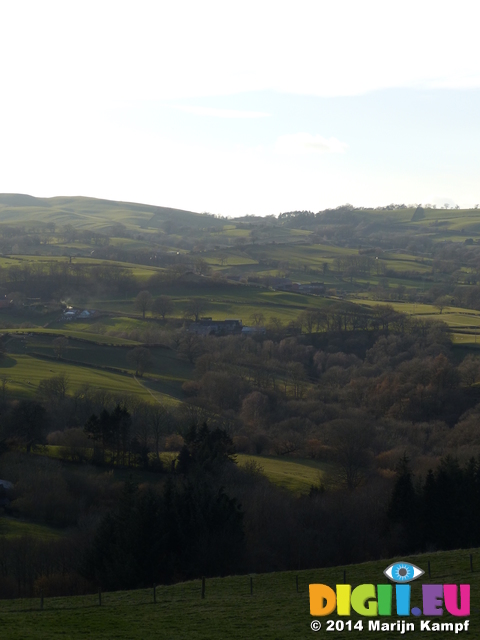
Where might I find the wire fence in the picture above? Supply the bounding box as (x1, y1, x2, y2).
(0, 552, 477, 614)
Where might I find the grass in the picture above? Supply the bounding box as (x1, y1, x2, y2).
(0, 517, 64, 540)
(0, 354, 177, 405)
(236, 454, 330, 493)
(6, 327, 141, 346)
(0, 548, 478, 638)
(1, 331, 192, 404)
(35, 448, 331, 496)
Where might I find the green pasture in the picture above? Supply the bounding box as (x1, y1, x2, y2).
(452, 332, 480, 347)
(0, 354, 178, 405)
(0, 307, 61, 328)
(246, 242, 359, 265)
(156, 452, 330, 494)
(365, 206, 480, 228)
(28, 449, 326, 498)
(6, 327, 141, 346)
(202, 251, 258, 266)
(7, 253, 163, 280)
(0, 547, 478, 639)
(380, 257, 431, 274)
(46, 316, 151, 339)
(89, 283, 333, 324)
(357, 297, 479, 316)
(4, 334, 191, 401)
(0, 517, 63, 540)
(236, 454, 330, 493)
(0, 196, 215, 233)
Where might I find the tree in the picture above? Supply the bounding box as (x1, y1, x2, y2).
(250, 312, 265, 327)
(127, 347, 152, 376)
(184, 298, 207, 322)
(195, 258, 211, 276)
(176, 423, 236, 476)
(148, 404, 172, 459)
(286, 362, 306, 399)
(387, 455, 418, 551)
(298, 309, 319, 334)
(0, 376, 9, 403)
(458, 354, 480, 386)
(85, 474, 244, 589)
(52, 336, 69, 359)
(134, 290, 153, 319)
(151, 295, 174, 319)
(327, 418, 373, 490)
(434, 295, 450, 314)
(179, 333, 203, 363)
(8, 400, 47, 452)
(37, 373, 69, 401)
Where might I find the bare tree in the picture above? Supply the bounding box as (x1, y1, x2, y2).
(127, 347, 152, 376)
(251, 312, 265, 326)
(52, 336, 69, 359)
(179, 333, 203, 363)
(184, 297, 207, 322)
(327, 419, 373, 490)
(148, 405, 172, 459)
(0, 375, 9, 403)
(37, 373, 69, 401)
(434, 295, 450, 314)
(195, 258, 211, 276)
(134, 290, 153, 319)
(151, 295, 174, 319)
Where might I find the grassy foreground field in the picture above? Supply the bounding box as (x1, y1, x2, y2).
(0, 548, 478, 639)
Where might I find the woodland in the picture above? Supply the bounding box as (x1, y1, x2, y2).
(0, 196, 479, 597)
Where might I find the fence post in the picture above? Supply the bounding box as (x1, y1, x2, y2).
(201, 576, 205, 599)
(470, 554, 473, 573)
(296, 575, 299, 593)
(428, 561, 431, 578)
(153, 584, 156, 604)
(250, 576, 253, 596)
(98, 588, 102, 606)
(40, 590, 44, 610)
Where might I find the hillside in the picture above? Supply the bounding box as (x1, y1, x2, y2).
(0, 194, 222, 232)
(1, 196, 480, 631)
(0, 548, 477, 639)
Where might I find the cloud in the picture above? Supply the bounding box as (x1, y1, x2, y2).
(172, 105, 270, 118)
(276, 133, 348, 154)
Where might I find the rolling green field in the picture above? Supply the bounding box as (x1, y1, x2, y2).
(236, 454, 330, 493)
(0, 548, 477, 639)
(4, 194, 480, 410)
(2, 197, 480, 637)
(351, 298, 480, 339)
(0, 517, 64, 540)
(0, 331, 193, 404)
(33, 448, 329, 496)
(0, 353, 179, 405)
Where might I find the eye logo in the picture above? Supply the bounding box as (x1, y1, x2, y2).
(384, 562, 424, 583)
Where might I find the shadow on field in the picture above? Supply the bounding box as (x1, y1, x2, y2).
(0, 356, 17, 368)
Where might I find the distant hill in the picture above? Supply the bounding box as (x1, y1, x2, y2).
(0, 194, 224, 232)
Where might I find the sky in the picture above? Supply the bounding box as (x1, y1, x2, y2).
(1, 0, 480, 217)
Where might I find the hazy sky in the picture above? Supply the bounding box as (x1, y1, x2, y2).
(1, 0, 480, 217)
